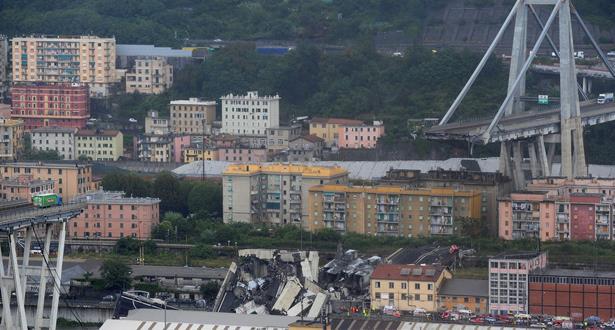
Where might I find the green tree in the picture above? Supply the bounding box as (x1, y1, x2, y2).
(100, 259, 132, 291)
(187, 182, 222, 217)
(151, 172, 182, 214)
(200, 281, 220, 302)
(102, 172, 151, 197)
(115, 237, 140, 255)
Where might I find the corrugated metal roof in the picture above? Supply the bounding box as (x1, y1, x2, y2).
(172, 158, 501, 180)
(116, 44, 192, 57)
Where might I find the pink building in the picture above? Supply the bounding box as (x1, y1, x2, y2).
(499, 192, 556, 241)
(337, 120, 385, 149)
(70, 191, 160, 240)
(218, 147, 268, 162)
(0, 175, 54, 201)
(173, 135, 192, 163)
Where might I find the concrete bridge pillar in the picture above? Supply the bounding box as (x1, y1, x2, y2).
(582, 76, 593, 95)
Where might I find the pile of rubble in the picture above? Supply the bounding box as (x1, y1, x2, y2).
(213, 248, 381, 319)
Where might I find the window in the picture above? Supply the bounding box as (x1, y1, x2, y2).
(401, 293, 408, 301)
(375, 281, 381, 288)
(415, 283, 420, 290)
(427, 294, 433, 301)
(389, 282, 394, 289)
(375, 292, 381, 299)
(427, 284, 433, 290)
(401, 282, 407, 289)
(414, 294, 420, 301)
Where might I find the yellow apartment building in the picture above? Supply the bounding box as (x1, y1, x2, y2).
(0, 162, 93, 200)
(309, 118, 364, 148)
(370, 264, 452, 312)
(223, 164, 348, 225)
(183, 146, 218, 163)
(307, 185, 481, 237)
(75, 129, 123, 161)
(125, 57, 173, 94)
(0, 118, 24, 160)
(170, 98, 217, 135)
(11, 35, 117, 97)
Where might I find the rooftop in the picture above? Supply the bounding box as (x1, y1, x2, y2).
(30, 127, 77, 134)
(116, 309, 299, 328)
(492, 251, 545, 260)
(371, 264, 446, 281)
(1, 162, 90, 169)
(76, 129, 121, 137)
(311, 117, 365, 126)
(310, 184, 479, 197)
(1, 177, 53, 188)
(116, 44, 192, 58)
(439, 278, 489, 297)
(75, 190, 160, 205)
(13, 35, 114, 41)
(0, 119, 23, 127)
(220, 91, 280, 100)
(170, 98, 216, 106)
(223, 163, 348, 178)
(291, 134, 324, 144)
(531, 268, 615, 279)
(131, 265, 227, 280)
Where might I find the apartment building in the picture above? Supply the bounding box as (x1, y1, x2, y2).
(30, 127, 77, 160)
(222, 164, 348, 225)
(309, 118, 385, 148)
(381, 169, 512, 236)
(0, 35, 8, 99)
(183, 145, 218, 163)
(438, 279, 489, 314)
(170, 98, 216, 135)
(135, 134, 172, 162)
(145, 110, 170, 135)
(266, 125, 302, 151)
(71, 190, 160, 239)
(286, 135, 324, 162)
(75, 129, 123, 161)
(125, 57, 173, 94)
(307, 185, 481, 237)
(498, 177, 615, 241)
(488, 252, 548, 315)
(0, 118, 24, 160)
(370, 264, 452, 312)
(0, 162, 93, 200)
(218, 147, 268, 162)
(529, 268, 615, 320)
(0, 175, 54, 201)
(10, 83, 90, 129)
(11, 35, 117, 97)
(221, 91, 280, 136)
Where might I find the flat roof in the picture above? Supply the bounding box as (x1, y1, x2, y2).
(531, 268, 615, 279)
(439, 279, 489, 297)
(117, 44, 192, 57)
(118, 309, 300, 328)
(30, 127, 77, 133)
(131, 265, 227, 280)
(310, 184, 479, 197)
(223, 163, 348, 178)
(1, 162, 90, 169)
(493, 252, 545, 260)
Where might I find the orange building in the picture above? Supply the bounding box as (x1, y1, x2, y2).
(438, 279, 489, 314)
(0, 175, 54, 201)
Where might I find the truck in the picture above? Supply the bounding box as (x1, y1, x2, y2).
(32, 193, 62, 208)
(598, 93, 614, 104)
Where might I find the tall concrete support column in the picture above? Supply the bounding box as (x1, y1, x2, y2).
(506, 0, 528, 116)
(582, 77, 588, 94)
(559, 0, 586, 178)
(499, 142, 513, 178)
(528, 141, 540, 178)
(9, 233, 28, 330)
(35, 224, 53, 330)
(0, 242, 13, 330)
(49, 221, 67, 330)
(21, 227, 32, 303)
(513, 141, 526, 190)
(537, 135, 551, 177)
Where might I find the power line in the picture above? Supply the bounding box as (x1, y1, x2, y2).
(30, 222, 85, 329)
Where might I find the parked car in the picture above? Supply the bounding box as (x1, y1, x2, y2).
(102, 295, 115, 301)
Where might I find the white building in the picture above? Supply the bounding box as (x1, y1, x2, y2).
(145, 110, 170, 135)
(221, 91, 280, 136)
(30, 127, 77, 160)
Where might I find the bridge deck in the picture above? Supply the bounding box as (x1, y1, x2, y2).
(426, 102, 615, 143)
(0, 203, 85, 231)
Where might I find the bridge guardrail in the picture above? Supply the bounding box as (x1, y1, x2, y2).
(0, 202, 86, 224)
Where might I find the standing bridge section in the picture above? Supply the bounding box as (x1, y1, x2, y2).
(0, 202, 84, 330)
(426, 0, 615, 190)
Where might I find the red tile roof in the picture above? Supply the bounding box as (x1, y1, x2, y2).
(311, 117, 365, 126)
(371, 264, 446, 282)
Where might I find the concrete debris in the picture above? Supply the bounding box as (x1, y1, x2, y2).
(214, 247, 379, 320)
(319, 248, 382, 298)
